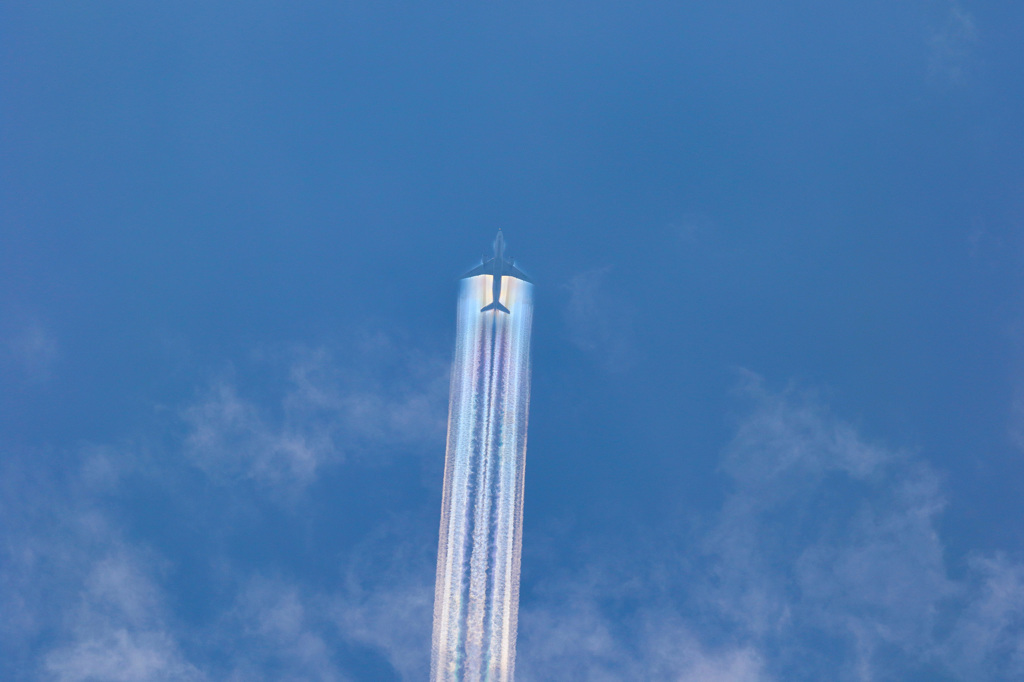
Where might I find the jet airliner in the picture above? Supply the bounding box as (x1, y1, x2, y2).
(462, 229, 532, 313)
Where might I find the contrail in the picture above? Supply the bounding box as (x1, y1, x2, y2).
(431, 273, 533, 682)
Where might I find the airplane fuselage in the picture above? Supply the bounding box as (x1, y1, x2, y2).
(464, 229, 529, 313)
(490, 231, 506, 305)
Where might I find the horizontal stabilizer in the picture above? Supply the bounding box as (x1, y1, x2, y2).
(481, 301, 511, 314)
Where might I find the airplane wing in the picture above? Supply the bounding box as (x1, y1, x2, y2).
(462, 259, 494, 279)
(504, 262, 533, 283)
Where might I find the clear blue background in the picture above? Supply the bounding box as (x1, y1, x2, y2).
(3, 2, 1024, 680)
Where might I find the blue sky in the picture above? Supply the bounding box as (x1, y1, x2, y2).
(3, 1, 1024, 680)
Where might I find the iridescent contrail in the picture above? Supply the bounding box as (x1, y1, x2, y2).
(431, 274, 533, 682)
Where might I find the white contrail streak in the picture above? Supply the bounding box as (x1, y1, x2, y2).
(431, 275, 533, 682)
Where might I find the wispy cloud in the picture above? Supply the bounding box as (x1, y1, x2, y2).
(170, 368, 1024, 681)
(208, 516, 437, 681)
(701, 374, 1024, 680)
(942, 554, 1024, 679)
(928, 1, 978, 86)
(563, 267, 635, 372)
(1010, 386, 1024, 454)
(222, 578, 349, 682)
(44, 551, 206, 682)
(331, 560, 434, 678)
(512, 375, 1024, 681)
(704, 376, 948, 653)
(0, 319, 58, 383)
(1, 335, 449, 680)
(183, 380, 324, 488)
(182, 340, 448, 492)
(7, 339, 1024, 681)
(516, 571, 770, 682)
(670, 213, 716, 245)
(0, 447, 206, 682)
(0, 440, 426, 682)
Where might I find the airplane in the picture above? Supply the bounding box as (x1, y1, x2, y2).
(462, 229, 532, 313)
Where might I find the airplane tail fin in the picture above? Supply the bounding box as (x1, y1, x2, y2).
(481, 301, 511, 314)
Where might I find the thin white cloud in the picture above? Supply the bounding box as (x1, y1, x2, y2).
(1, 319, 59, 383)
(45, 631, 204, 682)
(224, 578, 349, 682)
(0, 443, 350, 682)
(0, 448, 205, 682)
(510, 376, 1024, 681)
(182, 341, 448, 491)
(1010, 388, 1024, 453)
(9, 342, 1024, 681)
(928, 0, 978, 86)
(44, 551, 206, 682)
(515, 570, 770, 682)
(564, 267, 635, 372)
(183, 380, 324, 488)
(288, 371, 1024, 681)
(331, 576, 433, 680)
(328, 517, 437, 680)
(670, 213, 716, 245)
(942, 554, 1024, 679)
(702, 375, 1024, 680)
(0, 451, 123, 659)
(1, 336, 449, 679)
